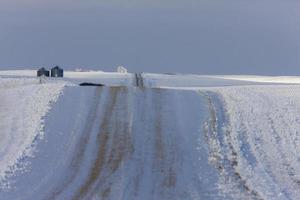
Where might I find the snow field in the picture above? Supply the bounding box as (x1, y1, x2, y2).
(202, 86, 300, 199)
(2, 71, 300, 199)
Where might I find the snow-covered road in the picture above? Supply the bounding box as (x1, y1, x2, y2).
(1, 71, 300, 199)
(1, 85, 223, 200)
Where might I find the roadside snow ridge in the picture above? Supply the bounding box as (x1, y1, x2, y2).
(0, 78, 65, 188)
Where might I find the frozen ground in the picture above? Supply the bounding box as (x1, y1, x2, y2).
(1, 70, 300, 199)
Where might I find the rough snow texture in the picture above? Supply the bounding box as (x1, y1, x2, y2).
(2, 71, 300, 199)
(202, 86, 300, 199)
(0, 77, 65, 187)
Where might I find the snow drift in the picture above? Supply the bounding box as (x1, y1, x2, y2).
(0, 77, 65, 188)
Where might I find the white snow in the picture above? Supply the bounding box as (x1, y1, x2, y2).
(201, 85, 300, 199)
(0, 70, 133, 86)
(2, 70, 300, 199)
(211, 75, 300, 84)
(0, 77, 65, 187)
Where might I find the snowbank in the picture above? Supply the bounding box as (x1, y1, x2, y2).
(0, 77, 65, 187)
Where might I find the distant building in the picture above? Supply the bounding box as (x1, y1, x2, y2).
(117, 66, 128, 73)
(37, 67, 50, 77)
(51, 66, 64, 77)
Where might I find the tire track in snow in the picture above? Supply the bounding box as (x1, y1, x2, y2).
(151, 89, 178, 193)
(1, 84, 222, 200)
(134, 73, 144, 88)
(201, 91, 263, 200)
(46, 87, 103, 200)
(89, 87, 134, 199)
(131, 88, 193, 199)
(69, 87, 210, 200)
(73, 87, 134, 200)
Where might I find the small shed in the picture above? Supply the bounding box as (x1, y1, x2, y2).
(37, 67, 50, 77)
(51, 66, 64, 77)
(117, 66, 128, 73)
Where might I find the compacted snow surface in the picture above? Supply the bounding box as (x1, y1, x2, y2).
(1, 71, 300, 199)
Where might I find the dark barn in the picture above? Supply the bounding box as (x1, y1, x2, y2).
(51, 66, 64, 77)
(37, 67, 50, 77)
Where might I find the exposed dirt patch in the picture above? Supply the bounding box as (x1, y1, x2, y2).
(101, 186, 111, 199)
(74, 87, 134, 200)
(163, 167, 177, 188)
(153, 89, 166, 167)
(154, 118, 164, 163)
(73, 87, 119, 199)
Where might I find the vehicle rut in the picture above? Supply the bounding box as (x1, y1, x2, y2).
(201, 91, 263, 200)
(73, 87, 134, 200)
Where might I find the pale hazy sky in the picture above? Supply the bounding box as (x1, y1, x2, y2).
(0, 0, 299, 74)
